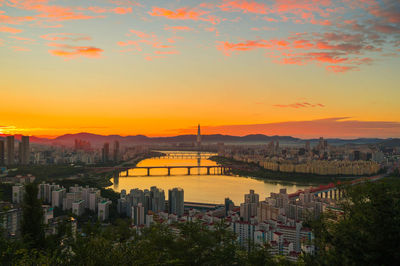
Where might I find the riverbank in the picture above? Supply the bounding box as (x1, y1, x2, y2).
(209, 156, 360, 185)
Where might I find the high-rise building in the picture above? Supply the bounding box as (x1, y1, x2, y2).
(0, 140, 4, 166)
(241, 190, 259, 221)
(197, 124, 201, 147)
(72, 200, 85, 216)
(52, 188, 66, 208)
(225, 197, 234, 216)
(151, 186, 165, 213)
(12, 184, 24, 204)
(6, 136, 14, 165)
(132, 203, 145, 226)
(102, 142, 110, 162)
(245, 189, 259, 204)
(98, 200, 111, 221)
(19, 136, 30, 165)
(113, 140, 120, 162)
(168, 187, 184, 216)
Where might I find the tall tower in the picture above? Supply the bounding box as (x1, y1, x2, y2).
(113, 140, 120, 162)
(0, 140, 4, 166)
(196, 124, 201, 147)
(6, 136, 14, 165)
(102, 142, 110, 162)
(20, 136, 30, 165)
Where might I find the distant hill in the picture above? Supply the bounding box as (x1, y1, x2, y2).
(378, 138, 400, 147)
(12, 132, 395, 148)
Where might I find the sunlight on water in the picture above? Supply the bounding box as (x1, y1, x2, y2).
(108, 151, 309, 204)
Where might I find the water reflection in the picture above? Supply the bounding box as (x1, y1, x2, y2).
(108, 151, 309, 204)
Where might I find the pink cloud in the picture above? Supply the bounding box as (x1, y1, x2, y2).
(274, 102, 325, 108)
(0, 25, 22, 33)
(164, 25, 193, 32)
(7, 0, 103, 22)
(326, 65, 359, 73)
(218, 0, 268, 14)
(113, 7, 132, 14)
(148, 7, 219, 24)
(41, 33, 91, 41)
(48, 43, 103, 58)
(87, 6, 132, 14)
(129, 29, 152, 39)
(0, 14, 36, 24)
(9, 36, 35, 42)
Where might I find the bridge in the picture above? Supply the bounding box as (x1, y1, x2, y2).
(153, 153, 216, 159)
(119, 165, 232, 176)
(288, 174, 385, 200)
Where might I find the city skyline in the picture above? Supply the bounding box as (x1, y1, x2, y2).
(1, 0, 400, 138)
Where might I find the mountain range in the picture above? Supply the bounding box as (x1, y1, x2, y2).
(1, 133, 398, 147)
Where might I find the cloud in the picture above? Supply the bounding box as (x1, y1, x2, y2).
(11, 45, 30, 52)
(0, 26, 23, 33)
(86, 6, 132, 14)
(0, 14, 36, 24)
(148, 7, 219, 24)
(128, 29, 152, 39)
(274, 102, 325, 108)
(7, 0, 103, 22)
(117, 28, 180, 60)
(217, 29, 385, 72)
(41, 33, 91, 41)
(326, 65, 359, 73)
(216, 39, 271, 55)
(164, 25, 193, 32)
(218, 0, 269, 14)
(47, 43, 103, 58)
(176, 118, 400, 138)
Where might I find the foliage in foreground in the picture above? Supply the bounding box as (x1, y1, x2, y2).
(304, 177, 400, 265)
(1, 220, 287, 266)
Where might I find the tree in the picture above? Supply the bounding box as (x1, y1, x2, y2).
(21, 183, 45, 248)
(306, 179, 400, 265)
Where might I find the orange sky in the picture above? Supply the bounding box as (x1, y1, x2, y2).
(1, 0, 399, 138)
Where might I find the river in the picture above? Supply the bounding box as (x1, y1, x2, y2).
(108, 151, 310, 204)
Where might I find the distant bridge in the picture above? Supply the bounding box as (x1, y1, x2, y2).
(153, 153, 216, 159)
(119, 165, 232, 176)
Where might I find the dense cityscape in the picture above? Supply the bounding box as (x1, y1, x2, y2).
(2, 0, 400, 264)
(1, 128, 400, 264)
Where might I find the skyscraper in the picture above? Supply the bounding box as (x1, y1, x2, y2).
(0, 140, 4, 166)
(168, 187, 184, 216)
(113, 140, 120, 162)
(6, 136, 14, 165)
(19, 136, 30, 165)
(132, 203, 145, 226)
(102, 142, 110, 162)
(197, 124, 201, 147)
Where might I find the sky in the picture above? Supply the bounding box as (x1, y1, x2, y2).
(0, 0, 400, 138)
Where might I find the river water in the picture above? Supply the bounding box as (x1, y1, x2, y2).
(108, 151, 310, 204)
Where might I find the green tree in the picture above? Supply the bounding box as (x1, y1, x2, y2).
(306, 179, 400, 265)
(21, 183, 45, 248)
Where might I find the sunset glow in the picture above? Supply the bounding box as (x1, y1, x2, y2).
(1, 0, 399, 138)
